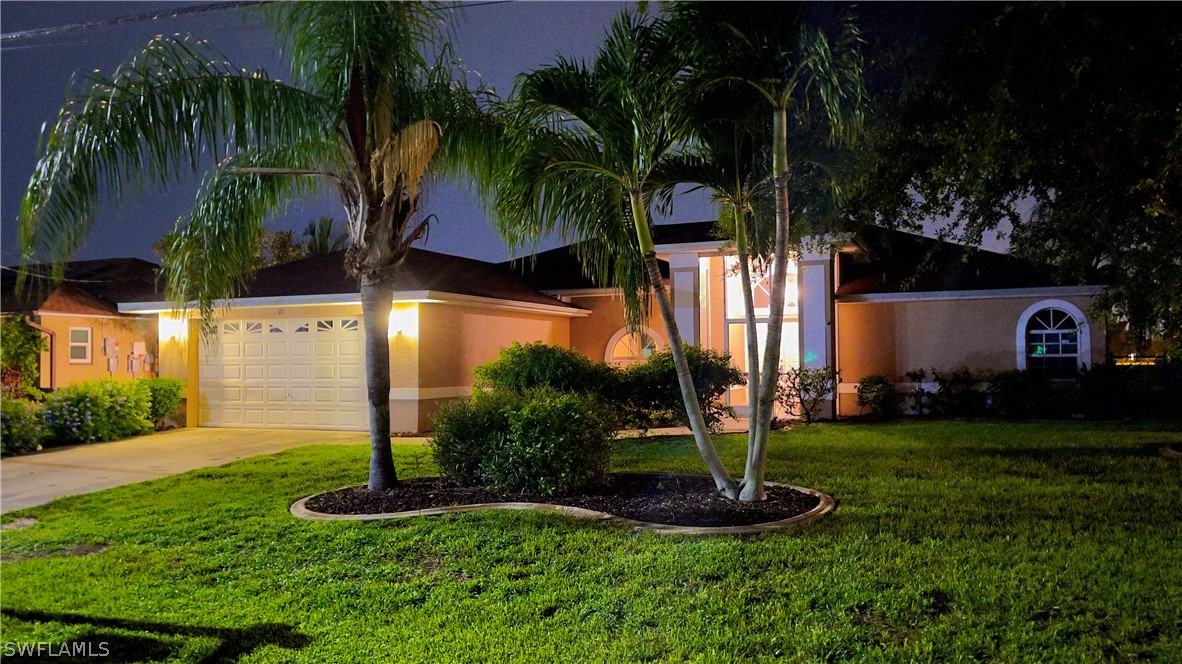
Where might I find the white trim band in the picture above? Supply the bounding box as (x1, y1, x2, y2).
(836, 285, 1103, 304)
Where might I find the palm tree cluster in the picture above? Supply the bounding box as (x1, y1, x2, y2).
(19, 2, 863, 501)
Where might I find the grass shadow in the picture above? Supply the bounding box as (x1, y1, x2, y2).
(0, 608, 311, 663)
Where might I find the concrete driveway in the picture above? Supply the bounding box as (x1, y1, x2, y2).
(0, 428, 407, 513)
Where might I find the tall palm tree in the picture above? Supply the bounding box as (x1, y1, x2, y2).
(303, 217, 349, 256)
(492, 13, 740, 498)
(667, 2, 865, 500)
(18, 2, 495, 491)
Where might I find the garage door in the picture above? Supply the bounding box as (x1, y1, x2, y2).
(199, 316, 367, 430)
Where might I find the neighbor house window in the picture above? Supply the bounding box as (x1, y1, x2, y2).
(605, 327, 661, 366)
(69, 327, 92, 363)
(1016, 299, 1091, 377)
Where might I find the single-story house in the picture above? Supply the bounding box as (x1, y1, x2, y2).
(1, 258, 162, 390)
(13, 222, 1104, 432)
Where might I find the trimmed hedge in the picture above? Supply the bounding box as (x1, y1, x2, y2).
(619, 345, 744, 432)
(431, 388, 616, 496)
(473, 342, 617, 396)
(1, 399, 44, 456)
(856, 374, 899, 419)
(142, 377, 185, 427)
(43, 379, 154, 445)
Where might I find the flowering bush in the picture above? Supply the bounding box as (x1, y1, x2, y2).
(1, 399, 44, 456)
(43, 379, 153, 445)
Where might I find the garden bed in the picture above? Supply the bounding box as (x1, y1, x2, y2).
(296, 473, 832, 534)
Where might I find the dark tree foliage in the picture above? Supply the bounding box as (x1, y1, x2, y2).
(849, 3, 1182, 351)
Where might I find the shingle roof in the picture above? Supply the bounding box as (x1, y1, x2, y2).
(499, 245, 670, 291)
(1, 258, 162, 315)
(835, 227, 1103, 296)
(237, 248, 577, 309)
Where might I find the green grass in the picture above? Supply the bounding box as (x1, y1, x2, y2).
(1, 421, 1180, 662)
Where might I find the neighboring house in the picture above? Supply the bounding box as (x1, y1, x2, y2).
(51, 221, 1102, 433)
(1, 258, 163, 390)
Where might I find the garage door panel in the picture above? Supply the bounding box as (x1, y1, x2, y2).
(200, 316, 365, 431)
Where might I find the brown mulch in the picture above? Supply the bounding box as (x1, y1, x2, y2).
(303, 473, 821, 528)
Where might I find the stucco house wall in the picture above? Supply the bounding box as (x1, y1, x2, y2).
(34, 313, 157, 389)
(835, 293, 1105, 414)
(568, 294, 669, 363)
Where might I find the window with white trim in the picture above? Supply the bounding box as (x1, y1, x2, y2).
(68, 327, 92, 363)
(1025, 308, 1080, 378)
(606, 328, 660, 367)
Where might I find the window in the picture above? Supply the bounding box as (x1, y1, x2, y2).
(1025, 309, 1079, 378)
(605, 327, 661, 366)
(68, 327, 91, 363)
(1016, 300, 1091, 379)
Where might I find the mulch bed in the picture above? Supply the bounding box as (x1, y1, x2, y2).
(304, 473, 821, 527)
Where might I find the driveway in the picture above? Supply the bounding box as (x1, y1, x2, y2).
(0, 428, 415, 513)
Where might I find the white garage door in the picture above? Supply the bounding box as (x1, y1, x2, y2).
(199, 316, 367, 430)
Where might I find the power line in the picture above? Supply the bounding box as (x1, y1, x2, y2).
(0, 1, 514, 46)
(0, 2, 268, 45)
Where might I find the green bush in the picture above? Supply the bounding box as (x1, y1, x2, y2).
(776, 366, 839, 423)
(1, 399, 44, 456)
(431, 388, 615, 496)
(986, 370, 1051, 419)
(473, 342, 617, 396)
(43, 379, 153, 445)
(856, 374, 899, 419)
(1, 318, 48, 400)
(141, 377, 185, 427)
(620, 345, 745, 432)
(931, 367, 986, 418)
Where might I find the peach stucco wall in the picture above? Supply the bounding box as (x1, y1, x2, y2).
(35, 314, 156, 389)
(568, 293, 669, 363)
(835, 294, 1106, 414)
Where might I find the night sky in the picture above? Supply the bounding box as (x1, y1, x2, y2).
(0, 1, 714, 267)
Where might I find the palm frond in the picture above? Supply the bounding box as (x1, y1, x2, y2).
(19, 35, 332, 275)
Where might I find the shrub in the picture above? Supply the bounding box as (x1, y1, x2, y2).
(986, 370, 1051, 419)
(43, 379, 153, 445)
(1, 399, 44, 456)
(430, 388, 615, 496)
(903, 368, 932, 417)
(1, 318, 47, 400)
(856, 374, 899, 419)
(141, 377, 185, 428)
(776, 366, 839, 423)
(931, 367, 986, 417)
(473, 342, 617, 396)
(619, 345, 745, 432)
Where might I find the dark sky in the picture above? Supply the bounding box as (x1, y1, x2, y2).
(0, 1, 714, 266)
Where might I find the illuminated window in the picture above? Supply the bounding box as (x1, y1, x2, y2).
(68, 327, 91, 363)
(1025, 308, 1080, 378)
(605, 327, 661, 366)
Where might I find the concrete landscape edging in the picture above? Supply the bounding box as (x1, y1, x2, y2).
(1162, 444, 1182, 459)
(290, 479, 836, 536)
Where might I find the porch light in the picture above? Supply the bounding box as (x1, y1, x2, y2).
(158, 314, 188, 342)
(388, 304, 419, 338)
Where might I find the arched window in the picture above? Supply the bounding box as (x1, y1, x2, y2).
(605, 327, 661, 366)
(1015, 300, 1091, 378)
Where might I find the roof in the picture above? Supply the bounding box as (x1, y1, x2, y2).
(1, 258, 162, 316)
(836, 227, 1102, 296)
(233, 248, 577, 310)
(500, 245, 670, 292)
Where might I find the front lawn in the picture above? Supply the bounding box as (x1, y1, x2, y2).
(1, 421, 1179, 661)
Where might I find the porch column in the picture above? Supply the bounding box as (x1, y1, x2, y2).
(797, 241, 836, 419)
(668, 253, 701, 347)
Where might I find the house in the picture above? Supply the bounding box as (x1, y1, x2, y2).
(1, 258, 163, 390)
(39, 221, 1102, 433)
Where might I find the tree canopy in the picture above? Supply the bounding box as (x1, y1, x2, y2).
(849, 3, 1182, 351)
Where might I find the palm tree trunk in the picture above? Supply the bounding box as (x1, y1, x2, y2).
(734, 207, 764, 498)
(742, 106, 791, 502)
(360, 279, 397, 491)
(630, 191, 738, 499)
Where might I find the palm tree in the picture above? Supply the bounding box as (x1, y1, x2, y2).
(18, 2, 495, 491)
(303, 217, 349, 256)
(667, 2, 865, 500)
(491, 13, 740, 498)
